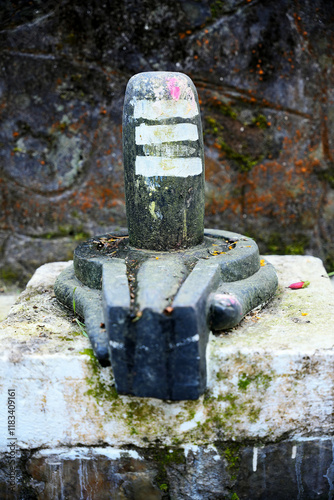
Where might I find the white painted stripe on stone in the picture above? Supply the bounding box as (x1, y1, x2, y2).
(135, 156, 202, 177)
(135, 123, 198, 145)
(134, 99, 199, 120)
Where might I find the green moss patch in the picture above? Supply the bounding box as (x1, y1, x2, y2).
(80, 348, 119, 403)
(238, 372, 272, 391)
(204, 116, 263, 172)
(252, 114, 269, 129)
(265, 232, 310, 256)
(0, 268, 20, 283)
(219, 139, 261, 172)
(146, 446, 186, 494)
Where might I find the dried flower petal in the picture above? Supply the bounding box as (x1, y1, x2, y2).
(288, 281, 310, 289)
(164, 306, 174, 315)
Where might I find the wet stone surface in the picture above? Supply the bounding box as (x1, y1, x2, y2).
(1, 440, 334, 499)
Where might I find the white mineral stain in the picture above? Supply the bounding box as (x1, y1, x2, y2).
(183, 444, 199, 457)
(253, 447, 258, 472)
(179, 409, 205, 433)
(36, 447, 142, 461)
(109, 340, 124, 349)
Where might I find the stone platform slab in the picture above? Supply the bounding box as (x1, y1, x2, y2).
(0, 255, 334, 498)
(1, 255, 334, 450)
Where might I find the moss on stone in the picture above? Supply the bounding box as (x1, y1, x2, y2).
(209, 102, 238, 120)
(79, 348, 173, 437)
(42, 225, 90, 241)
(325, 254, 334, 275)
(285, 242, 308, 255)
(125, 400, 162, 434)
(78, 343, 276, 444)
(218, 393, 238, 403)
(80, 348, 119, 403)
(219, 140, 261, 172)
(223, 444, 241, 470)
(210, 0, 226, 18)
(205, 116, 224, 135)
(238, 371, 273, 391)
(265, 232, 310, 256)
(0, 268, 20, 283)
(252, 114, 269, 129)
(147, 446, 186, 494)
(238, 372, 272, 391)
(205, 116, 261, 171)
(248, 405, 261, 423)
(215, 442, 242, 498)
(194, 358, 276, 439)
(316, 169, 334, 190)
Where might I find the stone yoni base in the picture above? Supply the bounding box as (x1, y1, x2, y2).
(0, 256, 334, 498)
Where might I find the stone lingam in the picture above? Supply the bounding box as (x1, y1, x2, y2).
(54, 72, 278, 401)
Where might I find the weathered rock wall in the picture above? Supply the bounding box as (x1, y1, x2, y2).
(1, 441, 334, 499)
(1, 0, 334, 284)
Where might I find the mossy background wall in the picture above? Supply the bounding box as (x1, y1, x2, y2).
(1, 0, 334, 284)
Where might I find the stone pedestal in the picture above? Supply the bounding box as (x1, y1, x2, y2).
(1, 256, 334, 498)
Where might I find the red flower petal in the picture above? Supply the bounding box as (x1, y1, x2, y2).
(288, 281, 310, 289)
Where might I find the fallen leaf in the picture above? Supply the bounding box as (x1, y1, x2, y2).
(260, 259, 266, 266)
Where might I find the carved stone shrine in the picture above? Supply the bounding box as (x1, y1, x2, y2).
(55, 72, 278, 400)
